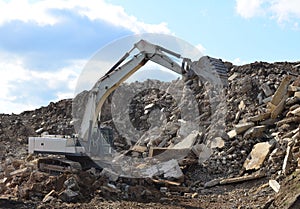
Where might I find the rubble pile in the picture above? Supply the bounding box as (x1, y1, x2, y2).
(0, 100, 74, 161)
(0, 61, 299, 208)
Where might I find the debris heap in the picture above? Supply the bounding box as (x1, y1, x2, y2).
(0, 60, 299, 208)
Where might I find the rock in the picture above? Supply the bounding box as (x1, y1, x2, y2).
(192, 144, 212, 163)
(270, 75, 293, 106)
(173, 130, 198, 149)
(269, 180, 280, 193)
(261, 83, 273, 97)
(227, 130, 237, 139)
(228, 72, 240, 81)
(64, 176, 79, 191)
(243, 125, 266, 139)
(235, 122, 255, 134)
(204, 179, 220, 188)
(59, 188, 80, 202)
(210, 137, 225, 149)
(243, 140, 274, 171)
(141, 159, 184, 180)
(270, 95, 288, 119)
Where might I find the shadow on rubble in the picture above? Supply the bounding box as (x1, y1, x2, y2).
(0, 199, 35, 209)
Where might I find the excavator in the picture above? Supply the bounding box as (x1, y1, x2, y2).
(28, 39, 228, 173)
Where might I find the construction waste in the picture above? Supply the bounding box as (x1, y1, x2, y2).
(0, 61, 299, 208)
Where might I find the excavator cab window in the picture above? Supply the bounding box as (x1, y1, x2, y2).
(99, 127, 113, 146)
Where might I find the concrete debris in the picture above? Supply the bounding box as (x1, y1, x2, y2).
(210, 137, 225, 149)
(234, 122, 255, 134)
(243, 125, 266, 140)
(270, 75, 293, 106)
(141, 159, 184, 180)
(269, 179, 280, 193)
(173, 130, 198, 149)
(282, 145, 293, 175)
(261, 83, 273, 97)
(227, 129, 237, 139)
(204, 178, 220, 188)
(192, 143, 212, 163)
(243, 141, 274, 171)
(0, 61, 299, 208)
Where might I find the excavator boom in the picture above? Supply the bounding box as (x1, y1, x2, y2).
(28, 39, 228, 172)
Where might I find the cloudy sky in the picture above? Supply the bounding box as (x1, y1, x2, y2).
(0, 0, 300, 114)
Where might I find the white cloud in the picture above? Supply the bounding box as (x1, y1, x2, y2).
(235, 0, 265, 18)
(269, 0, 300, 23)
(0, 0, 171, 34)
(195, 44, 206, 55)
(236, 0, 300, 25)
(0, 52, 84, 113)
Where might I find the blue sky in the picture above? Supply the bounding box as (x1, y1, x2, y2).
(0, 0, 299, 113)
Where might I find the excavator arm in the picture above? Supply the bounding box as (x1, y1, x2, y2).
(78, 39, 228, 152)
(79, 40, 193, 143)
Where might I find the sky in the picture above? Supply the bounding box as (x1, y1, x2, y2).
(0, 0, 299, 114)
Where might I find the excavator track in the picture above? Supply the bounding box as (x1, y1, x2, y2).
(38, 157, 82, 174)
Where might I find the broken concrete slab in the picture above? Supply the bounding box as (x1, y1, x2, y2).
(261, 83, 273, 97)
(282, 145, 293, 175)
(141, 159, 184, 180)
(269, 179, 280, 193)
(243, 140, 274, 171)
(270, 75, 293, 106)
(173, 130, 198, 149)
(271, 95, 288, 119)
(243, 125, 266, 140)
(235, 122, 255, 134)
